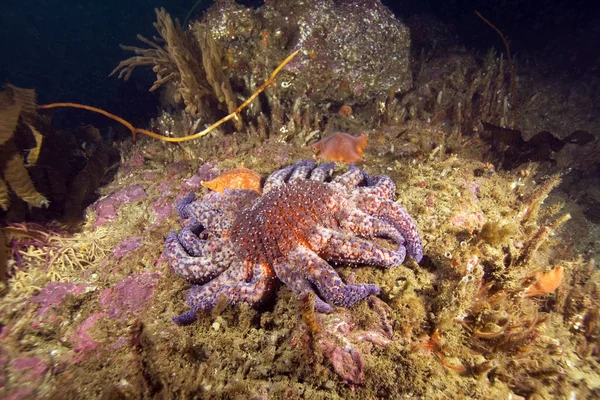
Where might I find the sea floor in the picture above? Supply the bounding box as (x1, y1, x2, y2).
(1, 116, 600, 399)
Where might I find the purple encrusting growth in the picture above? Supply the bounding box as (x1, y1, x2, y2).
(166, 160, 423, 325)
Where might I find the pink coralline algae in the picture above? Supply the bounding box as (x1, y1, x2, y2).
(29, 282, 88, 318)
(122, 151, 145, 169)
(181, 162, 219, 193)
(450, 209, 486, 234)
(94, 184, 147, 226)
(71, 312, 103, 354)
(111, 237, 143, 259)
(152, 196, 174, 223)
(99, 272, 161, 319)
(11, 357, 49, 382)
(166, 161, 188, 176)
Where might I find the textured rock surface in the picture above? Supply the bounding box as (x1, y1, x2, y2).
(202, 0, 412, 105)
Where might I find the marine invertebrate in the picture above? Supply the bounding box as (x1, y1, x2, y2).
(313, 300, 394, 384)
(201, 167, 262, 194)
(166, 160, 423, 325)
(5, 222, 108, 282)
(523, 266, 564, 297)
(307, 132, 369, 163)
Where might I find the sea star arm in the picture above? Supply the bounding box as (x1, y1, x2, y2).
(263, 163, 295, 193)
(165, 232, 233, 283)
(288, 159, 315, 182)
(310, 226, 406, 268)
(285, 246, 380, 308)
(179, 200, 236, 235)
(308, 162, 335, 182)
(272, 260, 333, 313)
(332, 164, 364, 189)
(173, 263, 276, 325)
(357, 174, 396, 200)
(337, 207, 406, 247)
(354, 197, 423, 263)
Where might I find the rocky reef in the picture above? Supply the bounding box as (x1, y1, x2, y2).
(1, 0, 599, 399)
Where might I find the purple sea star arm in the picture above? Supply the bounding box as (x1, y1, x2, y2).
(285, 246, 380, 308)
(177, 220, 204, 256)
(309, 226, 406, 268)
(309, 162, 335, 181)
(338, 208, 406, 247)
(332, 163, 363, 189)
(263, 164, 295, 193)
(173, 263, 276, 326)
(180, 201, 236, 235)
(354, 196, 423, 263)
(176, 191, 196, 218)
(357, 174, 396, 200)
(222, 189, 261, 209)
(380, 202, 423, 263)
(165, 232, 233, 283)
(288, 159, 315, 182)
(273, 260, 332, 313)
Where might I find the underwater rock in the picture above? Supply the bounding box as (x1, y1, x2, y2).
(29, 282, 89, 318)
(115, 0, 412, 133)
(99, 272, 161, 319)
(11, 357, 49, 382)
(194, 162, 219, 183)
(152, 195, 175, 223)
(94, 184, 147, 226)
(257, 0, 413, 103)
(111, 237, 143, 259)
(71, 312, 102, 354)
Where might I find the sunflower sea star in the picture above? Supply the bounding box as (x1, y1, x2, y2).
(165, 160, 423, 325)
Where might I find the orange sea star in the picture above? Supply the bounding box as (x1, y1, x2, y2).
(307, 132, 368, 163)
(201, 167, 262, 194)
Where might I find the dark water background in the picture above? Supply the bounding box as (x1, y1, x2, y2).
(1, 0, 598, 131)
